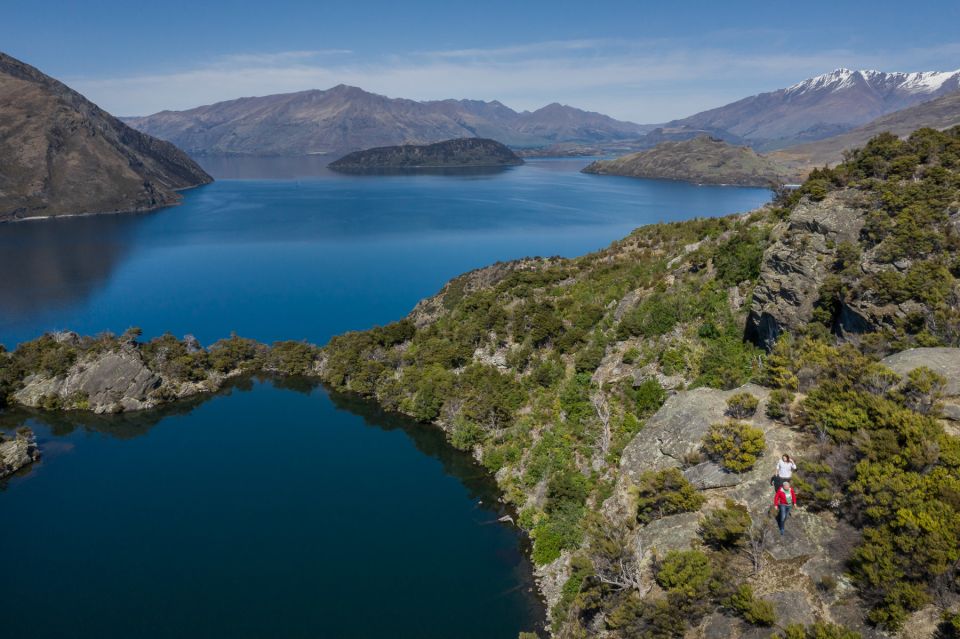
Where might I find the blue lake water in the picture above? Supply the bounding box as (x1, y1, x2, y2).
(0, 158, 770, 638)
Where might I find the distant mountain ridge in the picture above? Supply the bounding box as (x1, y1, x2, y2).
(0, 52, 212, 221)
(663, 67, 960, 151)
(125, 85, 650, 156)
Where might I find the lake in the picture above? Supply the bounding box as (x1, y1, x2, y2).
(0, 158, 770, 638)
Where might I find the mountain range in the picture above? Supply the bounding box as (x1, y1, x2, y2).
(124, 86, 651, 156)
(0, 52, 211, 221)
(663, 68, 960, 151)
(124, 68, 960, 159)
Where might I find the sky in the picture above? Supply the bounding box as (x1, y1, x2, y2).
(3, 0, 960, 121)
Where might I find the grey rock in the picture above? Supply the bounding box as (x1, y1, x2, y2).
(765, 509, 835, 560)
(700, 612, 740, 639)
(684, 461, 742, 489)
(0, 429, 41, 479)
(942, 402, 960, 422)
(765, 590, 817, 628)
(881, 347, 960, 396)
(636, 511, 701, 556)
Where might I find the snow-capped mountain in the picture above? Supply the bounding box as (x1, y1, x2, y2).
(665, 68, 960, 151)
(785, 68, 960, 98)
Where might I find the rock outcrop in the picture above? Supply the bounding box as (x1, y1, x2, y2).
(619, 383, 773, 484)
(606, 381, 870, 637)
(14, 350, 162, 413)
(11, 344, 235, 414)
(747, 187, 960, 352)
(0, 428, 40, 479)
(746, 192, 868, 349)
(0, 51, 212, 221)
(328, 138, 523, 171)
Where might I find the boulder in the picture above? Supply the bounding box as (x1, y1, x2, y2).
(0, 428, 41, 479)
(684, 461, 742, 489)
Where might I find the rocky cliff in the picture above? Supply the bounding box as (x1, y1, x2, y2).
(582, 136, 792, 186)
(328, 138, 523, 171)
(0, 52, 212, 221)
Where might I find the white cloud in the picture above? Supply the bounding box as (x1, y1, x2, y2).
(67, 38, 960, 121)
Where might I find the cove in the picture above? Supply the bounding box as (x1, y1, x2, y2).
(0, 158, 771, 637)
(0, 377, 544, 637)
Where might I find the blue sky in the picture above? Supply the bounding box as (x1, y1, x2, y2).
(3, 0, 959, 120)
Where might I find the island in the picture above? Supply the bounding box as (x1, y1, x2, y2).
(328, 137, 524, 171)
(581, 135, 791, 187)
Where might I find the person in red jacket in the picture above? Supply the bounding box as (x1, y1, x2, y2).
(773, 481, 797, 536)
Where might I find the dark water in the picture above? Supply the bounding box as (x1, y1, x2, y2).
(0, 158, 770, 638)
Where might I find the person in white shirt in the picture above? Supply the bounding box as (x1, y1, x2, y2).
(773, 454, 796, 491)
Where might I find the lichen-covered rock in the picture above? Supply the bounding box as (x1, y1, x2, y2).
(0, 428, 41, 479)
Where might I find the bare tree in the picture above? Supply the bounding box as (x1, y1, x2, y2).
(592, 391, 611, 460)
(593, 525, 651, 594)
(744, 515, 770, 574)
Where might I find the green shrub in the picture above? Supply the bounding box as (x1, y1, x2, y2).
(450, 416, 485, 450)
(766, 389, 795, 420)
(702, 420, 766, 472)
(726, 584, 775, 626)
(654, 549, 726, 615)
(713, 226, 768, 286)
(633, 468, 705, 524)
(725, 392, 759, 418)
(778, 622, 861, 639)
(574, 342, 605, 373)
(699, 500, 751, 549)
(266, 341, 321, 375)
(628, 378, 667, 418)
